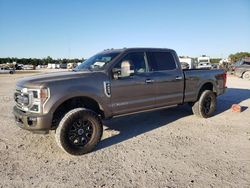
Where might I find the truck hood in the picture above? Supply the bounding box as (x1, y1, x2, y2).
(17, 70, 94, 88)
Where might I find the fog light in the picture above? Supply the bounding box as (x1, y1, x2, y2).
(27, 117, 37, 126)
(30, 104, 39, 112)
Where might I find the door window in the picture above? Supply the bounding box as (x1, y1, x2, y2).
(147, 52, 176, 71)
(114, 52, 147, 77)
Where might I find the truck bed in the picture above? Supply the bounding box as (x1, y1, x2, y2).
(183, 69, 226, 103)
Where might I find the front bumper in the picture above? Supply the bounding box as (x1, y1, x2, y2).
(13, 106, 52, 134)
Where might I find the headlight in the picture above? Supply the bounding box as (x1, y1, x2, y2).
(32, 88, 49, 103)
(15, 87, 50, 113)
(40, 88, 49, 103)
(30, 88, 50, 113)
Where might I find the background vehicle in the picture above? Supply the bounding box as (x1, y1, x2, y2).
(22, 64, 34, 70)
(180, 62, 190, 69)
(234, 60, 250, 80)
(197, 55, 211, 69)
(15, 64, 24, 70)
(13, 48, 227, 155)
(0, 67, 15, 74)
(179, 57, 195, 69)
(59, 64, 67, 69)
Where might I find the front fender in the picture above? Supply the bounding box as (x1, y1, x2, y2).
(43, 85, 112, 118)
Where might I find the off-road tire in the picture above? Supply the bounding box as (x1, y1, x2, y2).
(192, 90, 217, 118)
(55, 108, 103, 155)
(242, 71, 250, 80)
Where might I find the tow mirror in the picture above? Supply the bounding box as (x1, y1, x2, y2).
(121, 61, 134, 77)
(112, 60, 134, 80)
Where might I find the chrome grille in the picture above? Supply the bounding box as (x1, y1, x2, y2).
(14, 87, 31, 110)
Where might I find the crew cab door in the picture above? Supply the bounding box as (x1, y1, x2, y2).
(146, 51, 184, 107)
(110, 52, 155, 115)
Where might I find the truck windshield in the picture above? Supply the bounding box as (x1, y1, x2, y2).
(74, 52, 120, 71)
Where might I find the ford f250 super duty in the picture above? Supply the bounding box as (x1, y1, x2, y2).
(13, 48, 227, 155)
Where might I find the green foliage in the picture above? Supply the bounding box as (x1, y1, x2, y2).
(0, 57, 85, 65)
(210, 58, 221, 64)
(229, 52, 250, 63)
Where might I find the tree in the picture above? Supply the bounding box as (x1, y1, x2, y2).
(44, 56, 53, 65)
(210, 58, 221, 64)
(229, 52, 250, 63)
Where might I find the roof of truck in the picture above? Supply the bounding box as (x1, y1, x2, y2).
(102, 47, 173, 53)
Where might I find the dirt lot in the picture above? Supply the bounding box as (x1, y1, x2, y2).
(0, 70, 250, 188)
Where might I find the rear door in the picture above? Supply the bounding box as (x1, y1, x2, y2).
(146, 50, 184, 107)
(111, 51, 156, 115)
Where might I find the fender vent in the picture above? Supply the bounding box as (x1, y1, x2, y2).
(103, 81, 111, 97)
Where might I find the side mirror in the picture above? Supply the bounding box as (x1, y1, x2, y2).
(121, 61, 134, 77)
(112, 60, 135, 80)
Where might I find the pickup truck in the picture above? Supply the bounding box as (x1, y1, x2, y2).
(0, 67, 15, 74)
(13, 48, 227, 155)
(233, 60, 250, 80)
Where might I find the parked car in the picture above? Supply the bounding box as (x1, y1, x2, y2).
(0, 67, 15, 74)
(211, 64, 219, 69)
(23, 64, 34, 70)
(13, 48, 227, 155)
(59, 64, 67, 69)
(234, 60, 250, 80)
(15, 64, 24, 70)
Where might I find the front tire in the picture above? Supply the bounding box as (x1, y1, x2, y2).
(192, 90, 217, 118)
(55, 108, 103, 155)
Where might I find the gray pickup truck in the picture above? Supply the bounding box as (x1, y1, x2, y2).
(234, 60, 250, 80)
(13, 48, 227, 155)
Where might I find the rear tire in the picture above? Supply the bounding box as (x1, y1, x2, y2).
(242, 71, 250, 80)
(55, 108, 103, 155)
(192, 90, 217, 118)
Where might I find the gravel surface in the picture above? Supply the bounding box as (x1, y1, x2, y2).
(0, 71, 250, 188)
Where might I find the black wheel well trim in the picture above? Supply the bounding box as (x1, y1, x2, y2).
(197, 82, 216, 99)
(51, 96, 104, 129)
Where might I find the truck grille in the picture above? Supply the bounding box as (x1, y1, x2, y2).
(14, 88, 30, 110)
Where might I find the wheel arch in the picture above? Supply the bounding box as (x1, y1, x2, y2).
(196, 82, 216, 100)
(51, 96, 105, 129)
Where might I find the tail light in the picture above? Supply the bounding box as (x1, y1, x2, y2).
(223, 73, 227, 88)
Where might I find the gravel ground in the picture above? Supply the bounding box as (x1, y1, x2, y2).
(0, 70, 250, 188)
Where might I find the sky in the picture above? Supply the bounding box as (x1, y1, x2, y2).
(0, 0, 249, 59)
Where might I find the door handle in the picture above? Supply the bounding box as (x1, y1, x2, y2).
(145, 79, 154, 84)
(176, 76, 183, 80)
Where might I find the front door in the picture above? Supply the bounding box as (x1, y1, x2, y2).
(111, 52, 155, 115)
